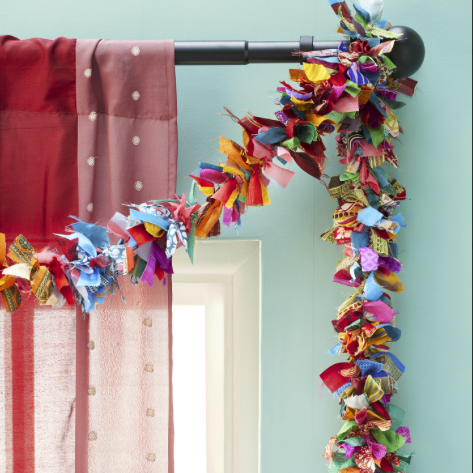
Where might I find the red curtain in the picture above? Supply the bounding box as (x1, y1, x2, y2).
(0, 36, 78, 248)
(0, 36, 177, 472)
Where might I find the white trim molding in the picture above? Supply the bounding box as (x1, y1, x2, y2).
(173, 240, 261, 473)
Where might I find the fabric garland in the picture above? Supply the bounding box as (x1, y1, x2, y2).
(0, 1, 417, 470)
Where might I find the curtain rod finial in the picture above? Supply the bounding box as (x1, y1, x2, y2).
(388, 26, 425, 79)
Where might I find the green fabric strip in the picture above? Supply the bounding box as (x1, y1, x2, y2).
(329, 452, 357, 472)
(380, 54, 396, 70)
(186, 212, 199, 264)
(368, 124, 385, 148)
(297, 124, 316, 143)
(386, 404, 406, 428)
(336, 420, 357, 442)
(372, 429, 407, 453)
(325, 110, 344, 124)
(345, 81, 361, 97)
(130, 256, 147, 279)
(340, 172, 360, 184)
(339, 436, 365, 447)
(281, 137, 300, 151)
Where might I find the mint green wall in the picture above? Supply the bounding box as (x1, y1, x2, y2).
(2, 0, 471, 471)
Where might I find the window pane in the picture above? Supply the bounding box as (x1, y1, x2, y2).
(172, 306, 207, 473)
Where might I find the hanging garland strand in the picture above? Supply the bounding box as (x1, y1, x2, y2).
(0, 1, 416, 469)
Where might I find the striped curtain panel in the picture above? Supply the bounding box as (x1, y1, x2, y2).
(0, 36, 177, 472)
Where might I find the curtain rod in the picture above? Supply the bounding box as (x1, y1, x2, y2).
(174, 38, 339, 65)
(174, 27, 425, 79)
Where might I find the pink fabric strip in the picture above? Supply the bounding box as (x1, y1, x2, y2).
(76, 39, 177, 226)
(86, 279, 172, 472)
(76, 39, 177, 473)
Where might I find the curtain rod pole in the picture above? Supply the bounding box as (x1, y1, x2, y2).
(174, 39, 339, 65)
(174, 27, 425, 79)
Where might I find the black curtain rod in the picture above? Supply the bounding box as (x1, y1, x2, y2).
(174, 28, 425, 79)
(174, 38, 339, 65)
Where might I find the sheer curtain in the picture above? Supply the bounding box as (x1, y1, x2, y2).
(0, 36, 177, 472)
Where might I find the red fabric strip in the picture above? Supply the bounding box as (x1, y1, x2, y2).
(247, 166, 263, 206)
(127, 224, 156, 247)
(320, 362, 353, 393)
(11, 305, 35, 471)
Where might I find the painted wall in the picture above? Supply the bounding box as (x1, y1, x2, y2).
(2, 0, 471, 471)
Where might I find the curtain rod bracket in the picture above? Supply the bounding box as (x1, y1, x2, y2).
(299, 35, 314, 65)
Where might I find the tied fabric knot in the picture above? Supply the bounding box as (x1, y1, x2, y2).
(350, 39, 372, 55)
(129, 203, 189, 258)
(351, 439, 390, 472)
(158, 194, 201, 235)
(54, 223, 123, 312)
(4, 234, 54, 306)
(246, 164, 266, 206)
(357, 156, 380, 193)
(346, 155, 380, 193)
(55, 231, 102, 288)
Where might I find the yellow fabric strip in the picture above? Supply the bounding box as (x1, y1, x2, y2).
(31, 265, 53, 304)
(144, 222, 165, 238)
(223, 164, 245, 179)
(198, 184, 215, 196)
(225, 188, 239, 209)
(261, 181, 271, 205)
(306, 113, 337, 127)
(364, 375, 385, 404)
(303, 63, 330, 83)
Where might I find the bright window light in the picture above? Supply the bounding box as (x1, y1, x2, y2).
(172, 305, 207, 473)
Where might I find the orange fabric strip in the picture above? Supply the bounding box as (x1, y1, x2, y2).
(218, 137, 253, 171)
(195, 201, 224, 239)
(0, 232, 6, 267)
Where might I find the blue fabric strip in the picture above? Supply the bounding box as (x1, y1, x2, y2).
(364, 272, 384, 301)
(199, 162, 224, 171)
(328, 342, 342, 357)
(129, 209, 170, 231)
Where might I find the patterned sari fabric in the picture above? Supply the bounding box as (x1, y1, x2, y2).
(0, 36, 177, 472)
